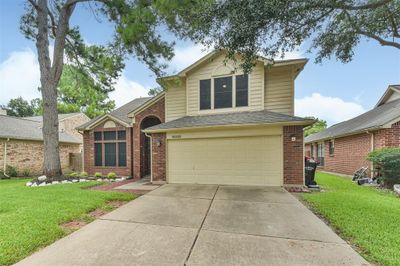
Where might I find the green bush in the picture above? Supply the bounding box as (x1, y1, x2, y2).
(107, 172, 117, 179)
(94, 172, 102, 178)
(368, 148, 400, 187)
(80, 171, 88, 177)
(6, 165, 18, 177)
(21, 168, 31, 177)
(68, 172, 79, 178)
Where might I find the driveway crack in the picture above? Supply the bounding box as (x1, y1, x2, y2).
(183, 185, 219, 266)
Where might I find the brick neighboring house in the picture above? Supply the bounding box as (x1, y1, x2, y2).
(78, 50, 313, 187)
(0, 112, 89, 176)
(305, 85, 400, 176)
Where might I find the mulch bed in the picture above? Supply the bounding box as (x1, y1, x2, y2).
(89, 180, 156, 195)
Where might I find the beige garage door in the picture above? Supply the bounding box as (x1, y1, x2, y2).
(167, 135, 283, 186)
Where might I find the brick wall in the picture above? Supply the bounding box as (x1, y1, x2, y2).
(83, 121, 132, 176)
(151, 133, 166, 182)
(133, 98, 165, 180)
(374, 121, 400, 149)
(60, 113, 90, 142)
(283, 126, 304, 186)
(0, 139, 79, 176)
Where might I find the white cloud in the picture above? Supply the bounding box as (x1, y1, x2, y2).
(170, 44, 211, 71)
(295, 93, 366, 126)
(0, 49, 41, 105)
(110, 75, 150, 107)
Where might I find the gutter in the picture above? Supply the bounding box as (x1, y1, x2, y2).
(144, 132, 153, 183)
(3, 138, 10, 177)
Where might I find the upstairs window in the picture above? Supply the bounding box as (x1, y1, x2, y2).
(199, 74, 248, 110)
(214, 76, 233, 109)
(236, 74, 248, 107)
(200, 79, 211, 110)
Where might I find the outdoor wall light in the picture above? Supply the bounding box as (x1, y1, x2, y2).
(156, 139, 162, 147)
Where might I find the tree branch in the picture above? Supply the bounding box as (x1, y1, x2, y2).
(357, 29, 400, 48)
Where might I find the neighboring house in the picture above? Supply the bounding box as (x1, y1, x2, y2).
(305, 85, 400, 176)
(78, 50, 313, 187)
(0, 112, 89, 176)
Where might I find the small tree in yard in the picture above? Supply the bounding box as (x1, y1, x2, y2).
(21, 0, 201, 179)
(368, 148, 400, 188)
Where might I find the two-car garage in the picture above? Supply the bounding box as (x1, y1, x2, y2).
(166, 127, 284, 186)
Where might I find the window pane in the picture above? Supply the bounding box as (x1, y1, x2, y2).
(94, 132, 102, 141)
(103, 131, 116, 140)
(236, 74, 248, 107)
(104, 143, 116, 166)
(94, 143, 102, 166)
(118, 130, 126, 140)
(118, 142, 127, 167)
(200, 79, 211, 110)
(214, 76, 232, 109)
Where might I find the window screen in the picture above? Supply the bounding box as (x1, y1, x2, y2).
(103, 131, 116, 140)
(94, 132, 102, 141)
(118, 130, 126, 140)
(214, 76, 232, 109)
(118, 142, 127, 166)
(236, 74, 248, 107)
(94, 143, 102, 166)
(200, 79, 211, 110)
(104, 143, 116, 166)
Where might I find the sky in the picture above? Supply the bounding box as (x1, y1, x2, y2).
(0, 1, 399, 126)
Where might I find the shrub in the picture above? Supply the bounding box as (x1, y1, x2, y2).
(6, 165, 18, 177)
(21, 168, 31, 177)
(80, 171, 88, 177)
(68, 172, 79, 178)
(94, 172, 102, 178)
(368, 148, 400, 187)
(107, 172, 117, 179)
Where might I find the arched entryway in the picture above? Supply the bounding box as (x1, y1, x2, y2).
(140, 116, 162, 178)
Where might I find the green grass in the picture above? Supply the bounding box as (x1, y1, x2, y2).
(0, 179, 134, 265)
(302, 172, 400, 266)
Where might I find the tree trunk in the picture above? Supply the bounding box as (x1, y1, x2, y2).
(41, 80, 62, 178)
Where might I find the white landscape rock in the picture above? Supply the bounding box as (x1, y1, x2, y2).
(72, 179, 78, 183)
(38, 182, 46, 187)
(26, 182, 32, 187)
(31, 183, 38, 187)
(61, 180, 69, 184)
(394, 184, 400, 196)
(52, 181, 60, 185)
(38, 175, 47, 181)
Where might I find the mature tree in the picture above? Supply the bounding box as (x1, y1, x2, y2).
(174, 0, 400, 71)
(20, 0, 202, 178)
(148, 87, 163, 96)
(4, 97, 38, 117)
(304, 117, 327, 137)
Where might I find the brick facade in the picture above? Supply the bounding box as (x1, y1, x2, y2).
(283, 125, 304, 186)
(0, 139, 80, 176)
(151, 133, 166, 182)
(133, 98, 165, 180)
(83, 121, 132, 177)
(305, 121, 400, 176)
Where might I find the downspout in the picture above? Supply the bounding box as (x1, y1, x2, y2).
(3, 138, 10, 178)
(366, 130, 374, 177)
(144, 132, 153, 183)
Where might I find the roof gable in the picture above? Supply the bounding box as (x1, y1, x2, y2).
(375, 85, 400, 107)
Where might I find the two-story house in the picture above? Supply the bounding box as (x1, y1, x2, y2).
(77, 50, 313, 187)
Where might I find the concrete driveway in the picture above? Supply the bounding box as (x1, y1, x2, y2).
(16, 184, 368, 266)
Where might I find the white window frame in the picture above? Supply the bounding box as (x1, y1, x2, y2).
(198, 74, 250, 113)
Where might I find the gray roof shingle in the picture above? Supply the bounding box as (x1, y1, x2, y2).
(23, 112, 82, 123)
(0, 115, 81, 143)
(305, 98, 400, 143)
(145, 110, 312, 132)
(76, 97, 152, 130)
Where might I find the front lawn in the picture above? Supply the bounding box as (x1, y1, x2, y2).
(302, 172, 400, 266)
(0, 179, 134, 265)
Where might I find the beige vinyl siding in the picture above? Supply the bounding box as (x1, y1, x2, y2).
(166, 126, 283, 186)
(264, 65, 295, 116)
(165, 82, 186, 122)
(186, 53, 264, 115)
